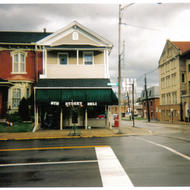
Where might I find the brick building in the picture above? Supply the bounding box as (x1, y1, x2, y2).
(0, 31, 49, 117)
(141, 86, 160, 120)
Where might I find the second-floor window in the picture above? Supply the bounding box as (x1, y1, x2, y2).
(59, 53, 68, 65)
(12, 52, 26, 73)
(83, 52, 93, 65)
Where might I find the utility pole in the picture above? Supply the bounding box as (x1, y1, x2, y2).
(132, 80, 135, 127)
(118, 3, 134, 132)
(118, 4, 122, 133)
(127, 91, 130, 115)
(144, 75, 150, 122)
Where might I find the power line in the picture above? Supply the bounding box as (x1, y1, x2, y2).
(121, 22, 163, 32)
(110, 67, 158, 81)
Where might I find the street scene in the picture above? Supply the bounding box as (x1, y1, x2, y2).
(0, 2, 190, 189)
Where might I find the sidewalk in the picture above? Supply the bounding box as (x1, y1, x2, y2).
(0, 125, 152, 141)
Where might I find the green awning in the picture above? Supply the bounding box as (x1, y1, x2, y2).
(36, 89, 118, 105)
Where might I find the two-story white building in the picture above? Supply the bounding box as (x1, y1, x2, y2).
(33, 21, 117, 131)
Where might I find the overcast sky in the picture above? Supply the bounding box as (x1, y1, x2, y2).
(1, 1, 190, 95)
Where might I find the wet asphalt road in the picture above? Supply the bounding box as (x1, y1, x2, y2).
(0, 120, 190, 187)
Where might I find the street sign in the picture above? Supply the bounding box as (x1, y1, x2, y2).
(107, 82, 118, 86)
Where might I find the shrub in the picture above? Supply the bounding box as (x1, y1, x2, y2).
(7, 112, 21, 122)
(19, 97, 29, 121)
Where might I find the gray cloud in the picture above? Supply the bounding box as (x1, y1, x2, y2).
(0, 3, 189, 95)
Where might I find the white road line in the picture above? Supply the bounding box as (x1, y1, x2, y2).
(137, 137, 190, 161)
(95, 146, 134, 188)
(0, 160, 98, 167)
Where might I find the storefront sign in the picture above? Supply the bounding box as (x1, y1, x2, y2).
(50, 101, 60, 106)
(65, 101, 97, 107)
(65, 102, 83, 107)
(87, 102, 97, 106)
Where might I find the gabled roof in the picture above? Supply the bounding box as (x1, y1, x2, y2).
(37, 21, 113, 48)
(0, 31, 51, 44)
(172, 41, 190, 54)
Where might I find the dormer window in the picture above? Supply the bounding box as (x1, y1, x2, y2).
(11, 51, 27, 73)
(83, 52, 93, 65)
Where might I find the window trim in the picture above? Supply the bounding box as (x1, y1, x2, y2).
(10, 51, 27, 74)
(57, 53, 69, 65)
(12, 88, 21, 109)
(83, 51, 94, 65)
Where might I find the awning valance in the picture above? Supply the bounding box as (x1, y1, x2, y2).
(36, 89, 118, 105)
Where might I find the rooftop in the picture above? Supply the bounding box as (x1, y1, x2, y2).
(172, 41, 190, 54)
(0, 31, 51, 44)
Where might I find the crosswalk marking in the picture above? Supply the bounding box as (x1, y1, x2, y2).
(95, 146, 134, 187)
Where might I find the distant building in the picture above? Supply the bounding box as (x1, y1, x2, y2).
(122, 78, 137, 103)
(141, 86, 160, 120)
(159, 40, 190, 122)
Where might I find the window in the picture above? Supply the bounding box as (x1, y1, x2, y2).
(72, 32, 79, 40)
(12, 52, 26, 73)
(149, 90, 152, 97)
(172, 92, 177, 104)
(162, 94, 165, 105)
(182, 73, 185, 83)
(12, 88, 21, 108)
(26, 88, 30, 99)
(59, 53, 68, 65)
(188, 64, 190, 72)
(83, 52, 93, 65)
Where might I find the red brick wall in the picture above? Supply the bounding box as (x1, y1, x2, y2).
(0, 50, 42, 82)
(142, 98, 160, 120)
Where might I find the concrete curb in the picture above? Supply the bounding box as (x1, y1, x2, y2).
(0, 127, 152, 141)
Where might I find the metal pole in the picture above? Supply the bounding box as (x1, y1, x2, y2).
(118, 4, 122, 132)
(144, 75, 150, 122)
(118, 3, 134, 132)
(132, 81, 135, 127)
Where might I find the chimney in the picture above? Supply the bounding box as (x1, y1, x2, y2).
(43, 28, 47, 33)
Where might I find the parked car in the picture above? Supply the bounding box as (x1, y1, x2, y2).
(97, 114, 105, 119)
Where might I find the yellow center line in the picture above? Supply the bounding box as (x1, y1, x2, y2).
(0, 145, 109, 152)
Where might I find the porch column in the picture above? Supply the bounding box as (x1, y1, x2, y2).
(60, 107, 63, 130)
(108, 106, 112, 129)
(76, 50, 79, 65)
(105, 106, 108, 128)
(85, 108, 88, 130)
(33, 88, 39, 132)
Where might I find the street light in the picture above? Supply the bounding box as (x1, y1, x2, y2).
(118, 3, 134, 132)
